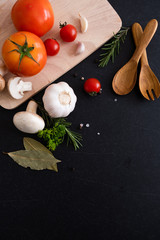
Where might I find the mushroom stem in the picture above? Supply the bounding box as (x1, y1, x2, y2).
(17, 80, 32, 95)
(26, 100, 38, 113)
(8, 77, 32, 99)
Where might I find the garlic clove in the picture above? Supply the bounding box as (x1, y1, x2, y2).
(75, 41, 85, 55)
(79, 13, 88, 33)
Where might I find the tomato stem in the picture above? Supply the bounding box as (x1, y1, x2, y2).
(59, 21, 67, 28)
(88, 92, 98, 96)
(8, 34, 39, 70)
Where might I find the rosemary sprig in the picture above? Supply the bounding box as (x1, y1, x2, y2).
(65, 128, 82, 150)
(36, 101, 82, 151)
(98, 27, 130, 67)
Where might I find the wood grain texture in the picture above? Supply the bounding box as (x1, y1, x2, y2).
(132, 22, 160, 101)
(0, 0, 122, 109)
(112, 19, 158, 96)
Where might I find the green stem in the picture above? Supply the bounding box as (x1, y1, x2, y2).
(8, 34, 39, 69)
(98, 27, 130, 67)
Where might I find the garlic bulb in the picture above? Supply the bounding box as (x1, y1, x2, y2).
(42, 82, 77, 118)
(79, 13, 88, 33)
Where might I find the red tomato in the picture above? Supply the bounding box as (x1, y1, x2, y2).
(2, 31, 47, 77)
(60, 22, 77, 42)
(84, 78, 101, 96)
(44, 39, 60, 56)
(11, 0, 54, 37)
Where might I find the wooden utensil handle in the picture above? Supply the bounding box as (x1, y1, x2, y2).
(132, 22, 149, 65)
(131, 19, 158, 63)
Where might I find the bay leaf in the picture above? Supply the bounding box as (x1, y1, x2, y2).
(23, 137, 60, 172)
(8, 150, 61, 171)
(23, 137, 51, 154)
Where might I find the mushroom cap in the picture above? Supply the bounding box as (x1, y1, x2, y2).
(13, 111, 45, 134)
(8, 77, 32, 99)
(8, 77, 23, 99)
(0, 75, 5, 92)
(0, 59, 8, 76)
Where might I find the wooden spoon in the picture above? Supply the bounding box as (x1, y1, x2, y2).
(112, 19, 158, 95)
(132, 22, 160, 100)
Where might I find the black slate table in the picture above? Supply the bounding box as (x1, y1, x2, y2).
(1, 0, 160, 239)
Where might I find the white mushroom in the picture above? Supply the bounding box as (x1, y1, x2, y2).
(0, 59, 8, 92)
(0, 75, 5, 92)
(8, 77, 32, 99)
(42, 81, 77, 118)
(0, 59, 8, 77)
(13, 100, 45, 134)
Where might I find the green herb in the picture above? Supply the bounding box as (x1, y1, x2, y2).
(37, 118, 82, 151)
(98, 27, 130, 67)
(65, 128, 82, 150)
(36, 101, 82, 151)
(6, 137, 61, 172)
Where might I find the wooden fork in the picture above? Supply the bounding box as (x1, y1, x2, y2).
(132, 22, 160, 100)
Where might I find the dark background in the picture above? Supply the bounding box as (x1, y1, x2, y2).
(1, 0, 160, 239)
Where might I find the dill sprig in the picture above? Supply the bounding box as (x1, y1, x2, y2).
(36, 101, 82, 151)
(98, 27, 130, 67)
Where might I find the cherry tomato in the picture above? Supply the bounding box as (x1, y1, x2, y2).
(2, 31, 47, 77)
(44, 39, 60, 56)
(60, 22, 77, 42)
(11, 0, 54, 37)
(84, 78, 101, 96)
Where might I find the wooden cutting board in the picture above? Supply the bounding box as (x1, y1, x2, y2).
(0, 0, 122, 109)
